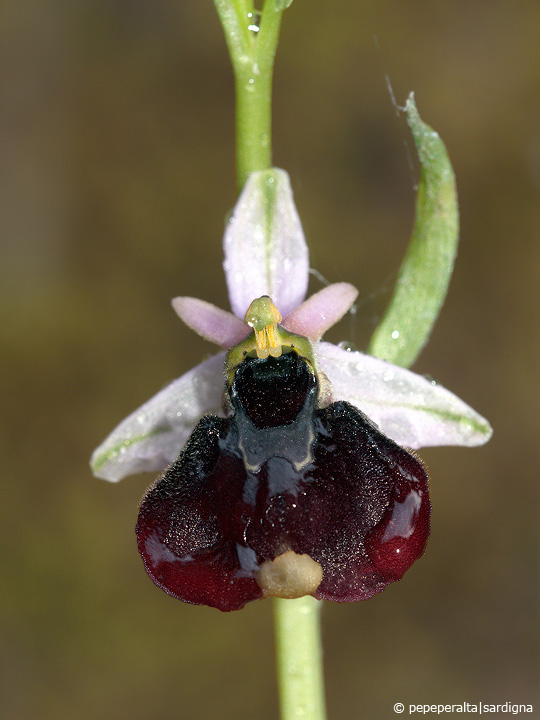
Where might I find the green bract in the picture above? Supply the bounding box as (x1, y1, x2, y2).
(368, 93, 459, 369)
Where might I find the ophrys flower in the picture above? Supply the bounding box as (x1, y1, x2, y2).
(91, 169, 492, 610)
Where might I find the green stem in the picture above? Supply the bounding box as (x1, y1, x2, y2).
(274, 597, 327, 720)
(234, 51, 273, 189)
(214, 0, 285, 189)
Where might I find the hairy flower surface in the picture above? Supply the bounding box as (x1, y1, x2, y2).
(91, 169, 492, 611)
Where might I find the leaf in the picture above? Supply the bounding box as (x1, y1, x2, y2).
(368, 93, 459, 369)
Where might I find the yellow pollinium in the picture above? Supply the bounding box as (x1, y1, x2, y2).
(244, 296, 283, 359)
(224, 295, 317, 387)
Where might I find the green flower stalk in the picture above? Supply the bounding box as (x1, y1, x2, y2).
(213, 0, 288, 189)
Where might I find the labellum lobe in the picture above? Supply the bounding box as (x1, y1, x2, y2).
(136, 299, 430, 611)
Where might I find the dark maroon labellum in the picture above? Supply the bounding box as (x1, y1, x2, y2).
(136, 349, 430, 611)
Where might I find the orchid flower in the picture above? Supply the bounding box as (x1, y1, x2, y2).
(91, 168, 492, 611)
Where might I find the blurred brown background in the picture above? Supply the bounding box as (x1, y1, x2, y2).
(1, 1, 539, 718)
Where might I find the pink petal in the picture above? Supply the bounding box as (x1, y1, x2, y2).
(172, 297, 250, 348)
(282, 282, 359, 340)
(223, 169, 309, 318)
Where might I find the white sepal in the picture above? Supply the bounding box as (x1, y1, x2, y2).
(317, 342, 493, 449)
(91, 353, 225, 482)
(223, 168, 309, 318)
